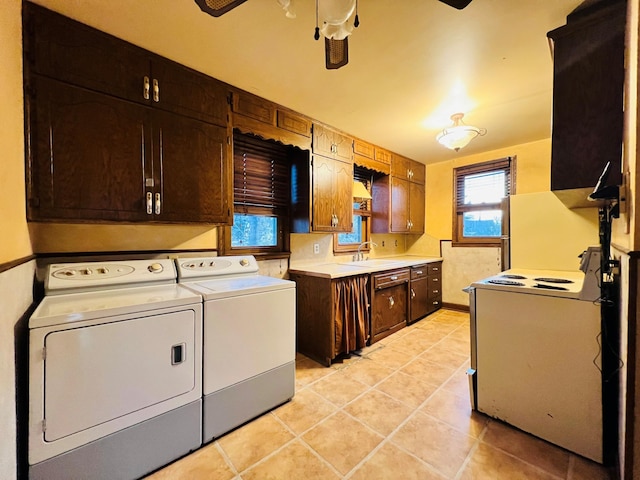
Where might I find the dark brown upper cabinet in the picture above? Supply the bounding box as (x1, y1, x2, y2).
(547, 0, 626, 207)
(23, 3, 232, 224)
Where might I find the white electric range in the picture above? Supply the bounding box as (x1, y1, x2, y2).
(467, 247, 604, 463)
(28, 259, 203, 480)
(175, 255, 296, 442)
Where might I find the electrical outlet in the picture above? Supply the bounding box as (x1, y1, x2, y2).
(313, 243, 320, 254)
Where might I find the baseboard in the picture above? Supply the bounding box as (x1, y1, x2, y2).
(442, 302, 469, 313)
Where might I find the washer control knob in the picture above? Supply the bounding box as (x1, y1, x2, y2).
(81, 268, 93, 276)
(148, 263, 164, 273)
(240, 258, 250, 267)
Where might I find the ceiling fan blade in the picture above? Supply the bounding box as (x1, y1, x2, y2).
(194, 0, 249, 17)
(437, 0, 473, 10)
(325, 37, 348, 70)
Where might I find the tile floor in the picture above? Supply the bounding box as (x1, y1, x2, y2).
(146, 309, 611, 480)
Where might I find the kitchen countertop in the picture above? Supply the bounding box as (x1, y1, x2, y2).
(288, 256, 442, 279)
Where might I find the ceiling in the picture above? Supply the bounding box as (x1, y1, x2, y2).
(31, 0, 584, 164)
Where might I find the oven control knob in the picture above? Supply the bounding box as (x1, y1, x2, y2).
(240, 258, 250, 267)
(148, 263, 163, 273)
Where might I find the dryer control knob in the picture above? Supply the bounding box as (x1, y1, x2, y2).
(240, 258, 250, 267)
(148, 263, 164, 273)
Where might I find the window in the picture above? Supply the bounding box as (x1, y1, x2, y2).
(334, 166, 372, 253)
(223, 133, 292, 255)
(453, 157, 515, 246)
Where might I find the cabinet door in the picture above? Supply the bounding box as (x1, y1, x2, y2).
(409, 182, 425, 233)
(410, 277, 429, 323)
(153, 111, 231, 223)
(312, 155, 337, 231)
(231, 90, 276, 124)
(371, 284, 407, 337)
(28, 77, 149, 222)
(312, 124, 353, 162)
(333, 158, 354, 232)
(549, 4, 625, 192)
(390, 177, 410, 233)
(24, 3, 149, 106)
(152, 58, 228, 127)
(312, 156, 353, 232)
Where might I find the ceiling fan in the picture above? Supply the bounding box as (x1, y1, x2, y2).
(194, 0, 473, 69)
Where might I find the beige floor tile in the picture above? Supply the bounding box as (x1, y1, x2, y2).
(459, 442, 559, 480)
(349, 442, 447, 480)
(365, 344, 414, 370)
(375, 371, 439, 409)
(295, 354, 335, 385)
(482, 420, 570, 478)
(341, 357, 394, 386)
(420, 387, 488, 438)
(272, 388, 337, 435)
(216, 414, 294, 472)
(441, 365, 472, 398)
(344, 389, 414, 435)
(401, 355, 458, 386)
(144, 443, 235, 480)
(310, 369, 370, 406)
(569, 455, 612, 479)
(302, 411, 384, 475)
(420, 342, 468, 369)
(241, 440, 340, 480)
(391, 411, 476, 478)
(435, 335, 471, 357)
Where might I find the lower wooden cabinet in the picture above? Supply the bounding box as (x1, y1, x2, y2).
(290, 273, 369, 366)
(370, 268, 409, 344)
(409, 262, 442, 323)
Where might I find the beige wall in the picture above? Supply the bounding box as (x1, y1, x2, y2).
(422, 138, 553, 248)
(1, 0, 31, 264)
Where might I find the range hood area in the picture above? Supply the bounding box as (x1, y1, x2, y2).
(547, 0, 626, 209)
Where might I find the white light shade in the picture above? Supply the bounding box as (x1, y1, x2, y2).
(353, 180, 372, 200)
(436, 113, 486, 152)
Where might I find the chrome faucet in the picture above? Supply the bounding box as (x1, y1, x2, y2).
(354, 241, 378, 261)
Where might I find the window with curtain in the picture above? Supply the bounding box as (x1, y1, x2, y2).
(453, 157, 515, 246)
(227, 133, 291, 254)
(334, 165, 372, 253)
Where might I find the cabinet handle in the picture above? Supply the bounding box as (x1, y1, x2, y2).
(411, 288, 415, 299)
(143, 76, 150, 100)
(432, 267, 439, 271)
(415, 270, 423, 275)
(433, 289, 439, 294)
(433, 278, 439, 282)
(433, 300, 440, 305)
(146, 192, 153, 214)
(390, 275, 398, 281)
(389, 296, 395, 308)
(153, 78, 160, 102)
(155, 192, 161, 214)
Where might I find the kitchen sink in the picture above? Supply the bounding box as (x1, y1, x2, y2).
(344, 259, 402, 267)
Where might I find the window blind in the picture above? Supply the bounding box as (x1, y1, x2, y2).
(233, 133, 290, 212)
(454, 157, 513, 207)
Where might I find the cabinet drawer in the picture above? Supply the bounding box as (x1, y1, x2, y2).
(428, 276, 441, 296)
(410, 265, 428, 280)
(374, 269, 410, 290)
(428, 263, 442, 276)
(353, 139, 374, 159)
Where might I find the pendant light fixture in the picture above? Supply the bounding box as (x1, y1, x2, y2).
(436, 113, 486, 152)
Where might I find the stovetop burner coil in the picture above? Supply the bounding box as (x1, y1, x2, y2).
(487, 279, 525, 286)
(533, 277, 574, 284)
(500, 274, 527, 280)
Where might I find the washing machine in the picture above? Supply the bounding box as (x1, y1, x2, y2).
(176, 255, 295, 442)
(28, 259, 203, 480)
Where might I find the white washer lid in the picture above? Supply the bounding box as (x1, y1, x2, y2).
(181, 275, 295, 300)
(30, 284, 202, 329)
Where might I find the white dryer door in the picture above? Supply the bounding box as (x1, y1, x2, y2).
(44, 310, 197, 442)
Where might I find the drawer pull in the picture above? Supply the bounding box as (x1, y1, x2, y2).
(411, 288, 415, 299)
(433, 300, 440, 305)
(432, 267, 439, 271)
(415, 270, 423, 275)
(432, 278, 439, 282)
(389, 296, 395, 308)
(390, 275, 398, 281)
(143, 76, 150, 100)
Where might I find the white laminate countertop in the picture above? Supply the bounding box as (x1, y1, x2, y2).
(288, 256, 443, 279)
